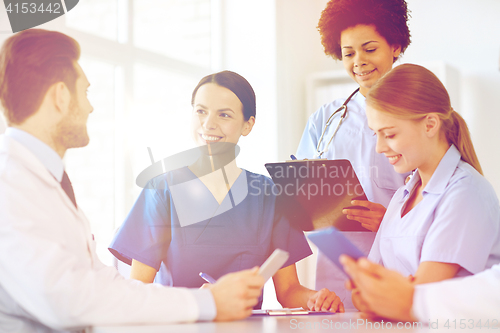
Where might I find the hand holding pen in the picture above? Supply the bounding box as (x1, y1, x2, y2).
(199, 272, 217, 284)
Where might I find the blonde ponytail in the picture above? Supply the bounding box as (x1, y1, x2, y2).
(446, 109, 483, 175)
(367, 64, 482, 174)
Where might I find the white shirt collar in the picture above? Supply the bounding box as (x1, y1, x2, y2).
(5, 127, 64, 182)
(401, 145, 461, 200)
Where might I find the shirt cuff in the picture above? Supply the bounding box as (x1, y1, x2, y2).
(189, 289, 216, 321)
(411, 284, 428, 322)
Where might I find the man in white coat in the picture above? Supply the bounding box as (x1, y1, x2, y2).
(0, 29, 264, 332)
(340, 256, 500, 324)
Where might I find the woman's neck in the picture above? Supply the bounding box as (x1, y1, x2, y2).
(189, 155, 242, 204)
(416, 141, 451, 189)
(191, 145, 239, 173)
(190, 149, 241, 182)
(359, 86, 368, 97)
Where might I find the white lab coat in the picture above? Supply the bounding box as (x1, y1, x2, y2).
(413, 264, 500, 323)
(0, 135, 205, 332)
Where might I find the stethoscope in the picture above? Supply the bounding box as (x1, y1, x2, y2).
(315, 88, 360, 158)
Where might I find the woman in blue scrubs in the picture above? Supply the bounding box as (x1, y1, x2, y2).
(110, 71, 344, 312)
(365, 63, 500, 286)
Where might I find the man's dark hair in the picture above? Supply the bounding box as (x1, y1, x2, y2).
(0, 29, 81, 124)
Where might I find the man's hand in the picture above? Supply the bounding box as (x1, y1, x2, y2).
(306, 288, 345, 313)
(209, 267, 265, 321)
(343, 200, 386, 232)
(340, 256, 416, 322)
(344, 279, 374, 315)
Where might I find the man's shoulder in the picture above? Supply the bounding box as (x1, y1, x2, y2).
(0, 136, 56, 191)
(0, 145, 30, 183)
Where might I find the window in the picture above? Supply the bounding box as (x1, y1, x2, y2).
(65, 57, 116, 261)
(134, 0, 211, 67)
(63, 0, 212, 265)
(65, 0, 119, 41)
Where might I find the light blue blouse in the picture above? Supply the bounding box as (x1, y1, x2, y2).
(368, 145, 500, 277)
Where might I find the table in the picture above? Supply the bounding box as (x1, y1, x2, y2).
(92, 312, 442, 333)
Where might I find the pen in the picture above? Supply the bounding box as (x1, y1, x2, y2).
(199, 272, 217, 284)
(290, 154, 297, 160)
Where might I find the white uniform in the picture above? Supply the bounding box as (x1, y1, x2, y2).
(413, 264, 500, 322)
(296, 92, 407, 309)
(0, 132, 214, 333)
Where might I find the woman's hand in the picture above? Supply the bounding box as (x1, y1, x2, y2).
(306, 288, 345, 312)
(343, 200, 386, 232)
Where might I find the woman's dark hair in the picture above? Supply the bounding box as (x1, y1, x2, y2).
(191, 70, 256, 121)
(318, 0, 411, 61)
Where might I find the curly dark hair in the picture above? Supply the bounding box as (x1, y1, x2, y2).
(318, 0, 411, 61)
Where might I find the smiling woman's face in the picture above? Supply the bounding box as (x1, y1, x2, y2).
(340, 24, 401, 96)
(191, 83, 254, 147)
(366, 105, 428, 174)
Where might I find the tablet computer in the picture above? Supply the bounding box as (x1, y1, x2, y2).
(307, 227, 364, 275)
(265, 159, 368, 231)
(258, 249, 289, 282)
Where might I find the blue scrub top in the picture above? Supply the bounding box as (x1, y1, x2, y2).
(109, 167, 312, 293)
(369, 145, 500, 277)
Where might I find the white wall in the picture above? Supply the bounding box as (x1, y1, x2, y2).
(277, 0, 500, 196)
(276, 0, 336, 161)
(403, 0, 500, 195)
(219, 0, 279, 176)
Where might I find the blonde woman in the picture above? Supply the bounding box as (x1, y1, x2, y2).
(365, 63, 500, 286)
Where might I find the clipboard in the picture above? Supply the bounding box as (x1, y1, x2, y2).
(265, 159, 369, 231)
(252, 308, 333, 316)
